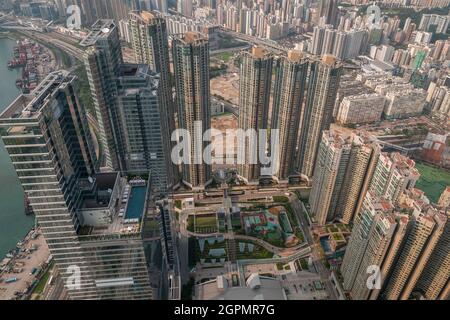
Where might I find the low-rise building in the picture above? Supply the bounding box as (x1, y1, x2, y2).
(337, 93, 386, 125)
(194, 274, 287, 300)
(384, 89, 427, 119)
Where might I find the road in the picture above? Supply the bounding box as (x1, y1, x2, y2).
(185, 229, 308, 255)
(20, 30, 84, 61)
(211, 44, 251, 55)
(212, 96, 238, 116)
(41, 267, 67, 300)
(219, 28, 287, 55)
(289, 193, 337, 300)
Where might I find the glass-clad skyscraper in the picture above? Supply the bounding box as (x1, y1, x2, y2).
(0, 71, 154, 300)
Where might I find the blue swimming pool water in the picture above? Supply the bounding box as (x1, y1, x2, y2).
(320, 237, 331, 253)
(125, 186, 146, 220)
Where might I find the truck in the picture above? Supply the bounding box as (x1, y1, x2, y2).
(13, 267, 23, 273)
(30, 267, 38, 275)
(5, 277, 18, 283)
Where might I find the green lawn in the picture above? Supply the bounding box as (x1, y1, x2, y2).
(294, 228, 305, 243)
(196, 216, 217, 227)
(273, 196, 289, 203)
(327, 226, 339, 233)
(415, 163, 450, 203)
(187, 215, 218, 233)
(144, 219, 159, 232)
(332, 233, 344, 241)
(236, 241, 273, 260)
(74, 65, 95, 116)
(299, 258, 309, 270)
(283, 203, 299, 228)
(263, 232, 285, 248)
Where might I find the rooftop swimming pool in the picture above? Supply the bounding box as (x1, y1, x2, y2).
(125, 186, 146, 220)
(320, 237, 331, 253)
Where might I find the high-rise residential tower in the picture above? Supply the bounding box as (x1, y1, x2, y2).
(297, 55, 342, 178)
(81, 20, 124, 171)
(129, 10, 177, 187)
(309, 129, 383, 226)
(341, 186, 450, 301)
(382, 208, 446, 300)
(337, 134, 381, 224)
(0, 71, 154, 299)
(368, 152, 420, 204)
(172, 32, 212, 188)
(340, 193, 400, 300)
(178, 0, 193, 17)
(415, 212, 450, 300)
(238, 46, 274, 183)
(310, 130, 352, 226)
(317, 0, 339, 26)
(311, 26, 325, 56)
(271, 50, 308, 181)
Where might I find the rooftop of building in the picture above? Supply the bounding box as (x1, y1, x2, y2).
(174, 31, 207, 45)
(322, 54, 337, 66)
(78, 175, 149, 239)
(389, 152, 420, 177)
(366, 191, 395, 212)
(138, 10, 156, 22)
(119, 64, 149, 77)
(118, 64, 160, 95)
(195, 274, 286, 300)
(325, 129, 378, 149)
(287, 50, 304, 62)
(324, 129, 353, 148)
(0, 70, 71, 122)
(385, 88, 427, 97)
(398, 188, 431, 211)
(343, 92, 385, 101)
(79, 19, 116, 47)
(79, 172, 118, 210)
(369, 60, 396, 72)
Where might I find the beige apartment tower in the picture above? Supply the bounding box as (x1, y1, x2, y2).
(368, 152, 420, 204)
(309, 130, 380, 226)
(271, 50, 308, 180)
(415, 212, 450, 300)
(238, 46, 273, 183)
(310, 130, 352, 226)
(172, 32, 211, 188)
(340, 194, 398, 300)
(297, 55, 342, 178)
(338, 135, 381, 224)
(382, 209, 446, 300)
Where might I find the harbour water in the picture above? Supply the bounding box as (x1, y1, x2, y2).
(0, 37, 34, 259)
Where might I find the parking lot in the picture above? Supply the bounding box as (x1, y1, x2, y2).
(280, 272, 330, 300)
(0, 229, 50, 300)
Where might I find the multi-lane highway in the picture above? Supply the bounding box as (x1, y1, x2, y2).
(21, 30, 84, 61)
(219, 28, 287, 55)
